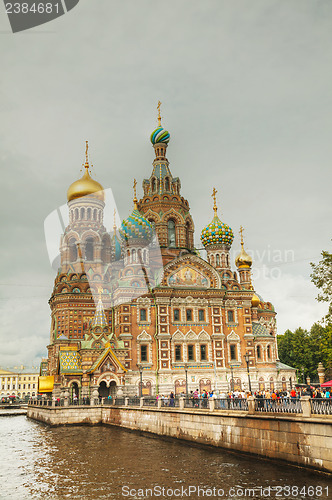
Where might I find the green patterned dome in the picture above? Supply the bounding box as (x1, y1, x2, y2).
(201, 215, 234, 248)
(120, 208, 153, 243)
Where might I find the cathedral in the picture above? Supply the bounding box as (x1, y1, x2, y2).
(40, 107, 296, 399)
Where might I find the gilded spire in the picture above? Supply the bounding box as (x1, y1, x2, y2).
(212, 187, 218, 216)
(133, 178, 138, 209)
(157, 100, 162, 126)
(235, 225, 253, 268)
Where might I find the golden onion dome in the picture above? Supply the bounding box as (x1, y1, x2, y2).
(67, 167, 104, 202)
(251, 294, 260, 307)
(67, 142, 104, 202)
(235, 243, 253, 268)
(235, 225, 253, 268)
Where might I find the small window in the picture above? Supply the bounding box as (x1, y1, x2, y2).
(140, 309, 147, 322)
(140, 345, 148, 362)
(188, 344, 195, 361)
(168, 219, 176, 247)
(173, 309, 180, 321)
(230, 344, 237, 360)
(257, 345, 261, 359)
(186, 309, 193, 322)
(200, 344, 207, 361)
(267, 345, 271, 359)
(175, 345, 182, 361)
(227, 310, 234, 323)
(198, 309, 205, 322)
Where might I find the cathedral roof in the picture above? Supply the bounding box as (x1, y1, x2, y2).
(252, 322, 271, 337)
(59, 350, 82, 374)
(92, 296, 107, 328)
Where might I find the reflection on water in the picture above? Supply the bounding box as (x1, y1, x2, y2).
(0, 416, 331, 499)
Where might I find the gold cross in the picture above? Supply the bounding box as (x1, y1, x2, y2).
(133, 178, 138, 207)
(157, 100, 162, 126)
(85, 140, 89, 166)
(212, 187, 218, 215)
(239, 225, 244, 245)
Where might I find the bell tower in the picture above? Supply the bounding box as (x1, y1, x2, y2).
(138, 102, 195, 264)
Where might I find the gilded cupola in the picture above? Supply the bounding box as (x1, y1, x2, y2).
(235, 226, 253, 268)
(67, 141, 105, 202)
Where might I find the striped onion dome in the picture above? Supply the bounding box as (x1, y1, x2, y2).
(150, 126, 170, 145)
(201, 215, 234, 248)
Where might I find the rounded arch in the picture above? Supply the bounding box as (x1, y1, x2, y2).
(96, 373, 121, 387)
(167, 219, 176, 247)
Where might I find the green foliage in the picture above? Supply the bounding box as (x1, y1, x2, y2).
(310, 248, 332, 324)
(277, 323, 332, 381)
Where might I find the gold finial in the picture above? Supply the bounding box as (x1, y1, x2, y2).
(85, 140, 89, 169)
(212, 187, 218, 216)
(157, 100, 162, 127)
(133, 178, 138, 208)
(239, 225, 244, 247)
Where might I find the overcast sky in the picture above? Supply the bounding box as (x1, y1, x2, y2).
(0, 0, 331, 369)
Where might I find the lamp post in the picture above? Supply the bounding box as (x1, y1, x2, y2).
(302, 366, 305, 385)
(244, 353, 252, 393)
(230, 365, 234, 392)
(184, 363, 188, 396)
(138, 365, 143, 398)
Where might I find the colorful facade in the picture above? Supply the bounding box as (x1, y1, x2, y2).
(44, 111, 296, 399)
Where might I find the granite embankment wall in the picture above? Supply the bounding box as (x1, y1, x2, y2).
(27, 405, 332, 474)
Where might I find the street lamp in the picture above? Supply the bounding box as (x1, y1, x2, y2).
(184, 363, 188, 396)
(244, 353, 252, 393)
(302, 366, 305, 385)
(137, 365, 143, 397)
(230, 365, 234, 392)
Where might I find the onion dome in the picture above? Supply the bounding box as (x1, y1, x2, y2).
(201, 215, 234, 247)
(120, 208, 153, 243)
(150, 126, 170, 145)
(251, 294, 260, 307)
(200, 188, 234, 248)
(235, 226, 252, 268)
(120, 179, 153, 243)
(67, 142, 104, 202)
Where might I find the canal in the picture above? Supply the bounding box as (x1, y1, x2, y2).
(0, 415, 331, 499)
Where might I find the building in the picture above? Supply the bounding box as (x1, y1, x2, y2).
(0, 368, 39, 399)
(41, 109, 296, 399)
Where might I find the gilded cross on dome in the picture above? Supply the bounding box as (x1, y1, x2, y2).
(212, 187, 218, 216)
(157, 101, 162, 126)
(239, 225, 244, 246)
(133, 178, 138, 208)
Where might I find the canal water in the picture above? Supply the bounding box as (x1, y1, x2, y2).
(0, 415, 331, 500)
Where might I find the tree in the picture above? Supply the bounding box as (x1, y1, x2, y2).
(277, 323, 332, 381)
(310, 248, 332, 324)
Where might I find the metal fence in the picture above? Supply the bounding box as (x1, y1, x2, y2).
(255, 397, 302, 414)
(216, 398, 248, 411)
(310, 398, 332, 415)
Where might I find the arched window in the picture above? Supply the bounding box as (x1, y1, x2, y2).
(93, 209, 97, 220)
(132, 249, 136, 262)
(87, 208, 91, 220)
(68, 238, 77, 262)
(230, 344, 237, 360)
(140, 309, 147, 321)
(165, 177, 170, 191)
(227, 310, 234, 323)
(80, 208, 85, 219)
(151, 178, 156, 192)
(257, 345, 261, 359)
(75, 208, 79, 220)
(216, 254, 220, 266)
(85, 238, 94, 261)
(267, 345, 271, 359)
(168, 219, 176, 247)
